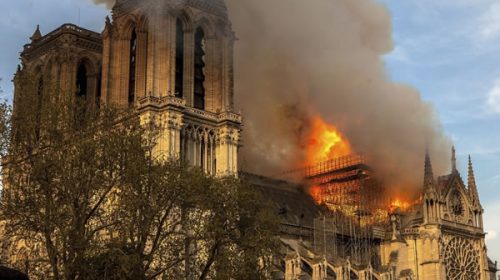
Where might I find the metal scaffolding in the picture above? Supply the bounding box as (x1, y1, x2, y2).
(288, 154, 390, 268)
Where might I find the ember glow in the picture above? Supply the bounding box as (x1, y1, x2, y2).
(390, 198, 411, 211)
(305, 116, 352, 166)
(309, 185, 323, 205)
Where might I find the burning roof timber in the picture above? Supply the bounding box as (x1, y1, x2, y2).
(285, 154, 387, 216)
(303, 154, 370, 183)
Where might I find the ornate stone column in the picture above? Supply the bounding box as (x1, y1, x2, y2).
(145, 21, 156, 97)
(155, 14, 171, 97)
(222, 35, 236, 111)
(101, 19, 113, 106)
(204, 36, 216, 112)
(87, 72, 99, 108)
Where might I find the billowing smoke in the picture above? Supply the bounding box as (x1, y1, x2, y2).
(92, 0, 114, 9)
(91, 0, 452, 195)
(226, 0, 451, 195)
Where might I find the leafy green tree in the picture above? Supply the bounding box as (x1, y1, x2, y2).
(0, 78, 10, 163)
(0, 72, 280, 280)
(193, 177, 280, 280)
(115, 164, 280, 280)
(1, 72, 148, 279)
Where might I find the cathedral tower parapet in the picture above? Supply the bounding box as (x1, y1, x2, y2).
(18, 23, 103, 109)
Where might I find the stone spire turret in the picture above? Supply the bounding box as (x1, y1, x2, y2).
(451, 145, 457, 173)
(468, 155, 480, 207)
(468, 155, 484, 228)
(424, 150, 435, 190)
(30, 25, 42, 42)
(423, 150, 440, 224)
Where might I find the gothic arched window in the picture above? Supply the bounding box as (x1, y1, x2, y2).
(129, 28, 137, 107)
(194, 27, 206, 110)
(75, 62, 89, 124)
(76, 63, 88, 99)
(450, 191, 464, 217)
(96, 72, 102, 109)
(175, 19, 184, 98)
(37, 75, 43, 98)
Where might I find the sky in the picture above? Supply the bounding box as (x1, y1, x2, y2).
(379, 0, 500, 260)
(0, 0, 498, 262)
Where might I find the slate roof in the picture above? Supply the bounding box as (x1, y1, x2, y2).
(240, 172, 322, 229)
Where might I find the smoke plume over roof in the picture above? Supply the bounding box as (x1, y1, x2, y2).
(226, 0, 451, 194)
(92, 0, 114, 9)
(92, 0, 452, 194)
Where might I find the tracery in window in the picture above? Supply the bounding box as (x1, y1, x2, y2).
(193, 27, 206, 110)
(450, 191, 464, 217)
(444, 237, 480, 280)
(129, 28, 137, 107)
(175, 19, 184, 98)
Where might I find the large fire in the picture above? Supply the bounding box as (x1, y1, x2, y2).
(390, 198, 411, 211)
(305, 116, 352, 208)
(304, 116, 416, 224)
(305, 116, 352, 166)
(305, 116, 352, 206)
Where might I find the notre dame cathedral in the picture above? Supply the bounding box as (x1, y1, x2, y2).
(10, 0, 499, 279)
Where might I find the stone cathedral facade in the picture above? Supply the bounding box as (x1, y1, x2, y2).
(20, 0, 241, 176)
(378, 151, 496, 280)
(10, 0, 499, 279)
(252, 150, 497, 280)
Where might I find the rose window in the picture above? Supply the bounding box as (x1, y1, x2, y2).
(444, 237, 480, 280)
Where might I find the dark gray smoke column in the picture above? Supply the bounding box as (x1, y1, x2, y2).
(226, 0, 451, 194)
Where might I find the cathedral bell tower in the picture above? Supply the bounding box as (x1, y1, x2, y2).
(100, 0, 241, 176)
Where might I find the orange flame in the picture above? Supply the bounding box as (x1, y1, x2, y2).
(305, 116, 352, 166)
(390, 198, 411, 211)
(309, 185, 323, 204)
